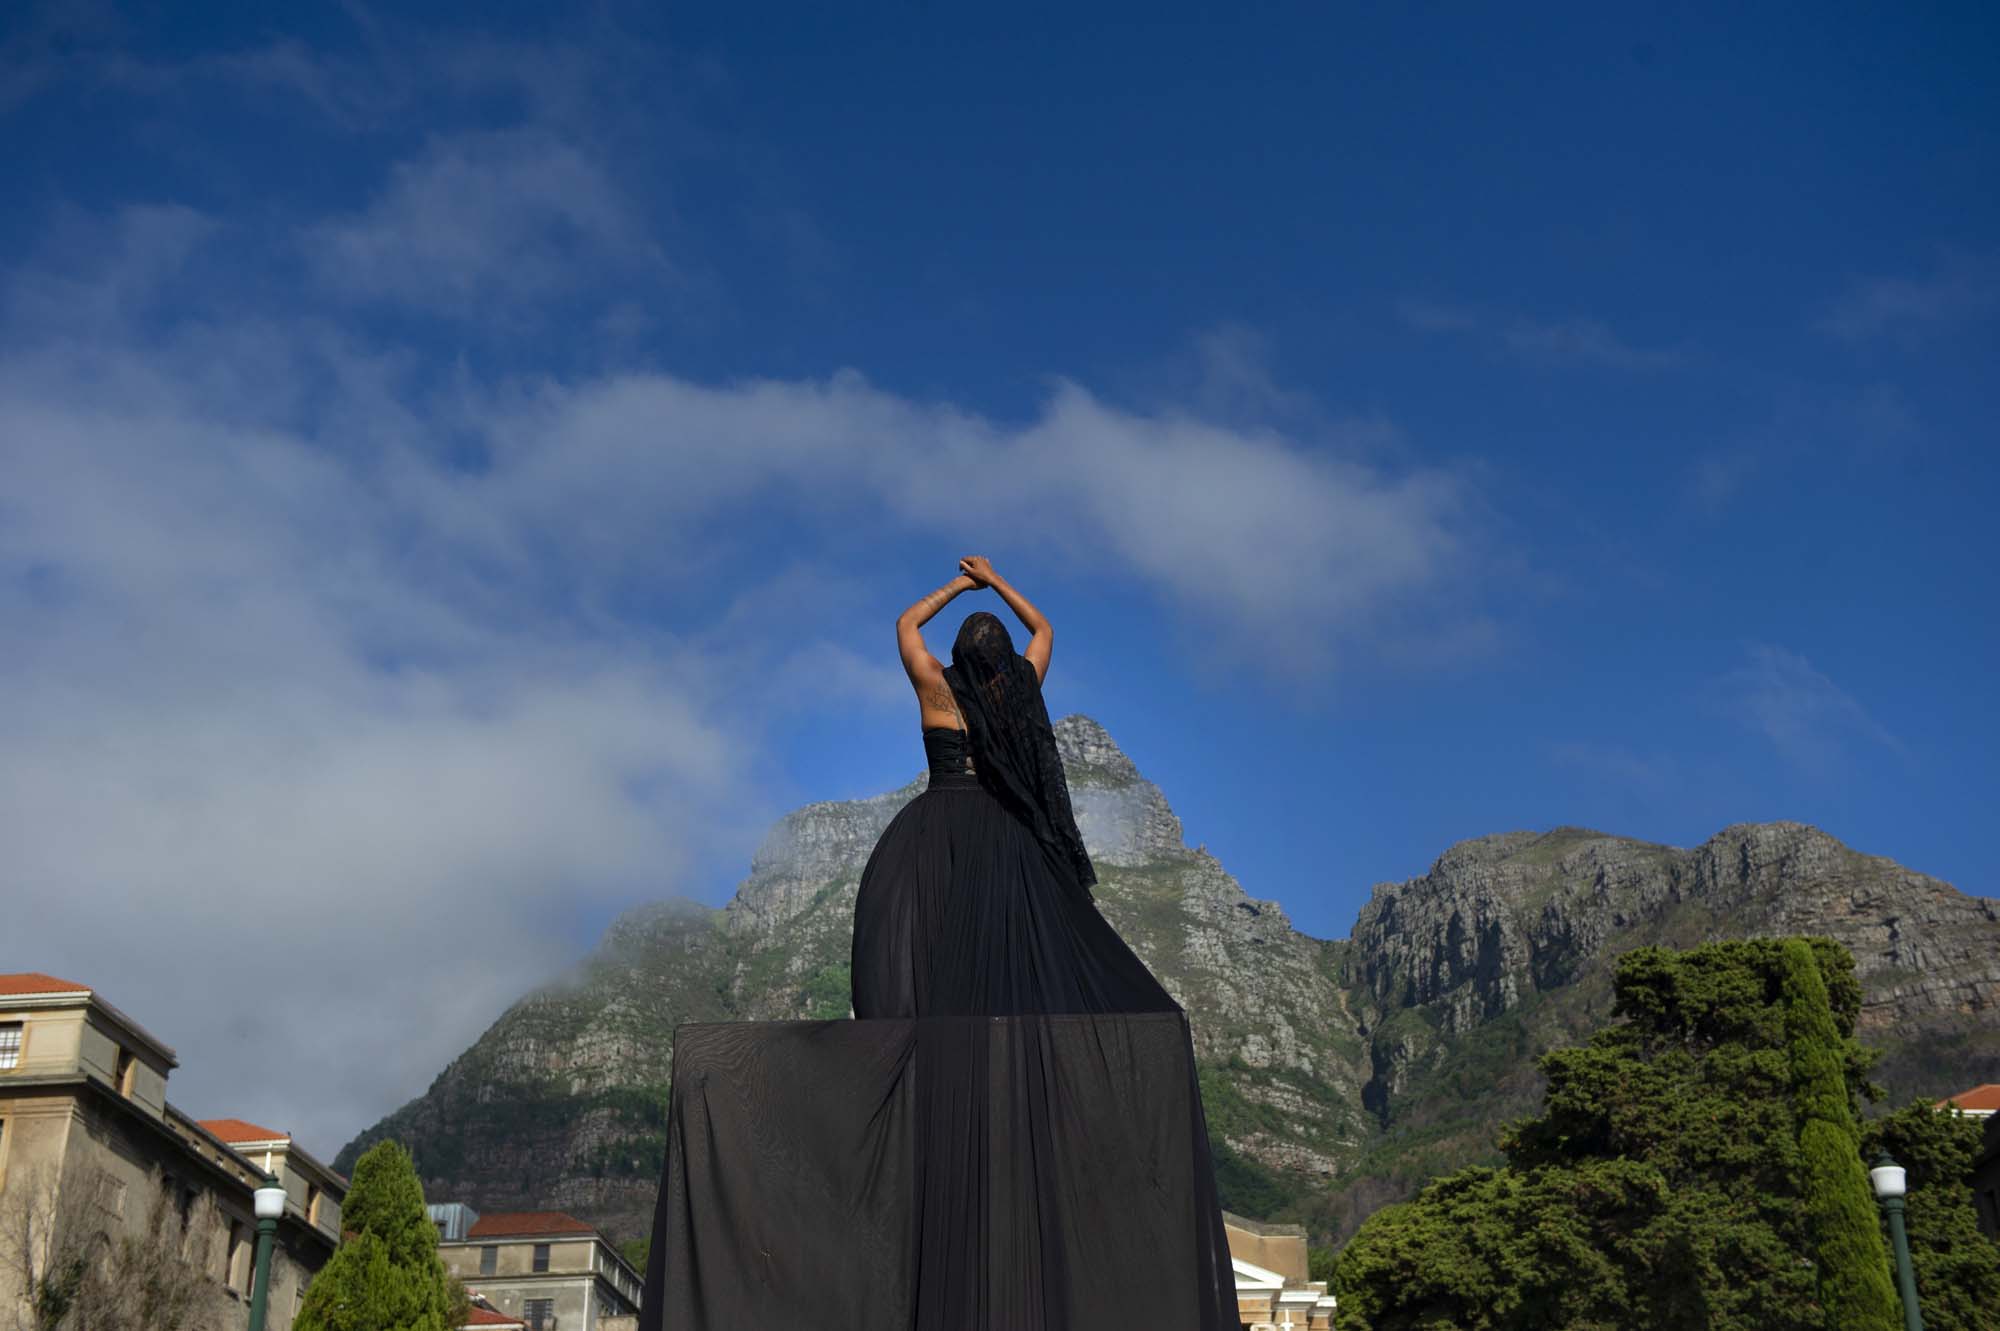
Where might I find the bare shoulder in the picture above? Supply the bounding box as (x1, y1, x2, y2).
(904, 651, 965, 729)
(1024, 635, 1050, 685)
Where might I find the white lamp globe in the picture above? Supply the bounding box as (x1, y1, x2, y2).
(1869, 1157, 1906, 1200)
(254, 1179, 288, 1221)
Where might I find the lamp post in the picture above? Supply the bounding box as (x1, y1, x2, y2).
(1869, 1152, 1924, 1331)
(247, 1172, 287, 1331)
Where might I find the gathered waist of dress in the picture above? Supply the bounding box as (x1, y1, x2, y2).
(921, 726, 981, 787)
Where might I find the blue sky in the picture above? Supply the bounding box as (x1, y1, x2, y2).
(3, 1, 1994, 1153)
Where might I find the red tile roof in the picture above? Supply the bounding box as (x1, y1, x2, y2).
(0, 973, 90, 996)
(466, 1211, 599, 1239)
(462, 1308, 525, 1329)
(200, 1118, 288, 1144)
(1937, 1084, 2000, 1112)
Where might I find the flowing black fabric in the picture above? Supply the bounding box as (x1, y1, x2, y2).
(640, 703, 1240, 1331)
(941, 610, 1097, 900)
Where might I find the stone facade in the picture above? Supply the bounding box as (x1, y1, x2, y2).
(1223, 1210, 1336, 1327)
(434, 1205, 643, 1331)
(0, 972, 347, 1331)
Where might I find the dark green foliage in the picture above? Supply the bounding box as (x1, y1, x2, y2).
(1332, 939, 1912, 1331)
(620, 1235, 651, 1275)
(297, 1140, 455, 1331)
(798, 962, 853, 1019)
(1333, 1162, 1662, 1330)
(1778, 939, 1897, 1330)
(1198, 1062, 1314, 1217)
(1209, 1137, 1292, 1219)
(339, 1140, 438, 1267)
(1861, 1100, 2000, 1331)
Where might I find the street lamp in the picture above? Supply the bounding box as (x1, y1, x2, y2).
(1868, 1153, 1924, 1331)
(248, 1172, 287, 1331)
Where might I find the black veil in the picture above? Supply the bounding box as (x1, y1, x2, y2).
(942, 611, 1097, 900)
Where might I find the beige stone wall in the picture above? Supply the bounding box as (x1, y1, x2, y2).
(0, 1003, 171, 1120)
(0, 1087, 328, 1331)
(446, 1235, 642, 1328)
(463, 1273, 596, 1329)
(1, 1005, 84, 1078)
(445, 1235, 597, 1280)
(1222, 1213, 1309, 1284)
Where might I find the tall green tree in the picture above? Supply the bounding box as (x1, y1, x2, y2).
(1332, 939, 1907, 1331)
(1778, 938, 1897, 1330)
(296, 1140, 456, 1331)
(1861, 1099, 2000, 1331)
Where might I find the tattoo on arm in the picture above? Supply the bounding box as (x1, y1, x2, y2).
(901, 575, 975, 629)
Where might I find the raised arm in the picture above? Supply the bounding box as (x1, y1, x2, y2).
(897, 574, 978, 716)
(958, 556, 1052, 684)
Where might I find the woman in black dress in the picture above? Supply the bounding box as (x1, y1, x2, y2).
(641, 558, 1239, 1331)
(851, 555, 1189, 1018)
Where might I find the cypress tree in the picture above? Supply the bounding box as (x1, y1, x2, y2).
(1778, 938, 1898, 1331)
(296, 1139, 455, 1331)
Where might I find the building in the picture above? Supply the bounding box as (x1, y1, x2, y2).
(1973, 1114, 2000, 1241)
(433, 1205, 644, 1331)
(1938, 1085, 2000, 1239)
(0, 971, 348, 1330)
(1223, 1210, 1336, 1328)
(1936, 1083, 2000, 1119)
(463, 1292, 528, 1329)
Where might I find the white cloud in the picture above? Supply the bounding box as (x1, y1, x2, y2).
(1688, 449, 1759, 514)
(1498, 316, 1684, 370)
(1549, 741, 1673, 795)
(1819, 251, 2000, 342)
(1394, 298, 1479, 333)
(1398, 298, 1683, 369)
(309, 128, 669, 316)
(1716, 644, 1906, 772)
(451, 367, 1481, 672)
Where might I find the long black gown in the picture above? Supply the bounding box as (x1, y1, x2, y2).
(640, 724, 1240, 1330)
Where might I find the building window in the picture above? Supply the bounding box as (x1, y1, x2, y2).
(163, 1174, 196, 1232)
(114, 1047, 136, 1096)
(523, 1298, 554, 1330)
(306, 1184, 321, 1225)
(479, 1245, 497, 1276)
(227, 1220, 246, 1291)
(0, 1023, 21, 1070)
(532, 1242, 550, 1273)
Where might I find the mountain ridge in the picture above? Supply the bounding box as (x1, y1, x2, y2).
(337, 714, 2000, 1244)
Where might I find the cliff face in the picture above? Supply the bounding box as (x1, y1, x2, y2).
(337, 718, 2000, 1245)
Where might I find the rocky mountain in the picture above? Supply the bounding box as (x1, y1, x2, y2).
(336, 715, 2000, 1246)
